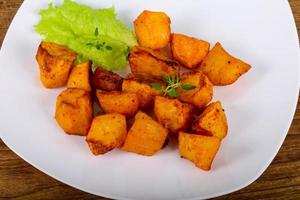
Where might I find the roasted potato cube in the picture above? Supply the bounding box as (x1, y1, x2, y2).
(129, 46, 180, 79)
(192, 101, 228, 139)
(86, 113, 127, 155)
(154, 96, 193, 133)
(92, 67, 123, 91)
(178, 71, 213, 109)
(122, 75, 161, 109)
(122, 111, 168, 156)
(171, 33, 210, 69)
(55, 88, 93, 136)
(126, 72, 166, 84)
(134, 10, 171, 49)
(96, 90, 139, 117)
(199, 42, 251, 85)
(67, 61, 91, 91)
(179, 132, 221, 171)
(36, 41, 77, 88)
(155, 43, 173, 59)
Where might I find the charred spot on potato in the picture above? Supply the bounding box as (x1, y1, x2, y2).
(165, 60, 178, 66)
(162, 138, 169, 149)
(126, 73, 165, 86)
(92, 67, 123, 91)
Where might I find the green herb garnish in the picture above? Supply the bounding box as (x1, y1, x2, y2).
(150, 83, 163, 93)
(181, 84, 196, 90)
(94, 27, 99, 36)
(151, 74, 196, 98)
(106, 46, 113, 50)
(86, 29, 113, 52)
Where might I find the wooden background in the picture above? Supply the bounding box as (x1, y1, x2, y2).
(0, 0, 299, 199)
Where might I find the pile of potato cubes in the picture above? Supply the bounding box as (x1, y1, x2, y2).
(35, 10, 251, 171)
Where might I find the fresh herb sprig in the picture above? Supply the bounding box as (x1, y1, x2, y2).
(86, 27, 113, 51)
(151, 74, 196, 97)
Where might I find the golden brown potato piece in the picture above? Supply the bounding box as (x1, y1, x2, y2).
(92, 67, 123, 91)
(67, 61, 91, 91)
(96, 90, 139, 117)
(155, 43, 173, 59)
(55, 88, 93, 136)
(126, 72, 166, 84)
(154, 96, 193, 133)
(122, 111, 168, 156)
(178, 71, 213, 109)
(134, 10, 171, 49)
(129, 46, 180, 79)
(179, 132, 221, 171)
(171, 33, 210, 69)
(192, 101, 228, 139)
(122, 74, 161, 109)
(36, 41, 77, 88)
(86, 113, 127, 155)
(199, 42, 251, 85)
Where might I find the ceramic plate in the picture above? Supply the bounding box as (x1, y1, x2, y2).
(0, 0, 299, 199)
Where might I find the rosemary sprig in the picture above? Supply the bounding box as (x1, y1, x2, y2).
(151, 74, 196, 97)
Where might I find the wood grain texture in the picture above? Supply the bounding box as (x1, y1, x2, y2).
(0, 0, 299, 199)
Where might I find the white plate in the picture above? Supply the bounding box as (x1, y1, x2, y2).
(0, 0, 299, 199)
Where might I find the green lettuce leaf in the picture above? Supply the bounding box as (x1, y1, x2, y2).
(35, 0, 137, 71)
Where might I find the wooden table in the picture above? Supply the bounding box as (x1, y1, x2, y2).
(0, 0, 299, 199)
